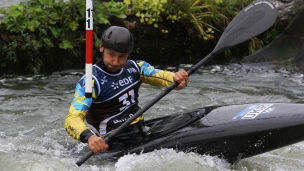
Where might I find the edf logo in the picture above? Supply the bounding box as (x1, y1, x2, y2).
(112, 76, 133, 90)
(118, 76, 133, 86)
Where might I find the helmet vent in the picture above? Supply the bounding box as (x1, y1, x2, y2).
(107, 32, 112, 39)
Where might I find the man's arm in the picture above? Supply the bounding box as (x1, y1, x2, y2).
(64, 82, 93, 142)
(137, 60, 188, 89)
(65, 77, 98, 142)
(65, 78, 109, 153)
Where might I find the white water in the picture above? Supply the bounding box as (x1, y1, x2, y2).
(1, 63, 304, 170)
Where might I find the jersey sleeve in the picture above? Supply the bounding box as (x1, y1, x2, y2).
(64, 78, 96, 142)
(136, 60, 175, 87)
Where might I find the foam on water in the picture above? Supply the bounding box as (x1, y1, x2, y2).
(115, 149, 231, 171)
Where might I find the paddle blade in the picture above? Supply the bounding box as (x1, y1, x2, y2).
(212, 0, 278, 54)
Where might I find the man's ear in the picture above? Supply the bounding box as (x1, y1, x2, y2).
(99, 44, 104, 52)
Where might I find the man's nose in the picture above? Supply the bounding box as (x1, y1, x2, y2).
(112, 56, 119, 65)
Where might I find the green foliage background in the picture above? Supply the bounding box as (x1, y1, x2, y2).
(0, 0, 281, 75)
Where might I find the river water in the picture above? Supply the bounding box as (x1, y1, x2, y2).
(1, 62, 304, 171)
(0, 0, 26, 9)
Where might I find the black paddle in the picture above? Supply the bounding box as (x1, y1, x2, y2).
(76, 0, 278, 166)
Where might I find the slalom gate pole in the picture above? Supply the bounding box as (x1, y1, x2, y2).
(85, 0, 93, 98)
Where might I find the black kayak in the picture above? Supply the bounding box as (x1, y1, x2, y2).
(95, 103, 304, 163)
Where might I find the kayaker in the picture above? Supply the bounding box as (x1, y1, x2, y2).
(64, 25, 189, 153)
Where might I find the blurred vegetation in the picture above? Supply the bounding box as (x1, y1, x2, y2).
(0, 0, 282, 75)
(0, 0, 127, 75)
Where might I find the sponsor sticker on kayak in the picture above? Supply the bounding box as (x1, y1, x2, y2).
(233, 104, 274, 120)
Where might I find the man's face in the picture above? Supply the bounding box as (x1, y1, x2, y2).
(100, 45, 129, 73)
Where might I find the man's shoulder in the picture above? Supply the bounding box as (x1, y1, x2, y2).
(125, 60, 141, 73)
(131, 60, 152, 68)
(125, 60, 141, 67)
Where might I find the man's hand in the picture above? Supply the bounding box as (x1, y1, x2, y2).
(173, 70, 189, 90)
(88, 135, 109, 153)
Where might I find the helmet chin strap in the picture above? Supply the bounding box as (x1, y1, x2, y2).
(100, 49, 106, 66)
(97, 50, 107, 70)
(100, 50, 104, 61)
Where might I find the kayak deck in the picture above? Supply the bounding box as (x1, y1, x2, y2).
(95, 103, 304, 163)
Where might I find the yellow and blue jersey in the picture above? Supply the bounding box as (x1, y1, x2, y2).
(65, 60, 175, 141)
